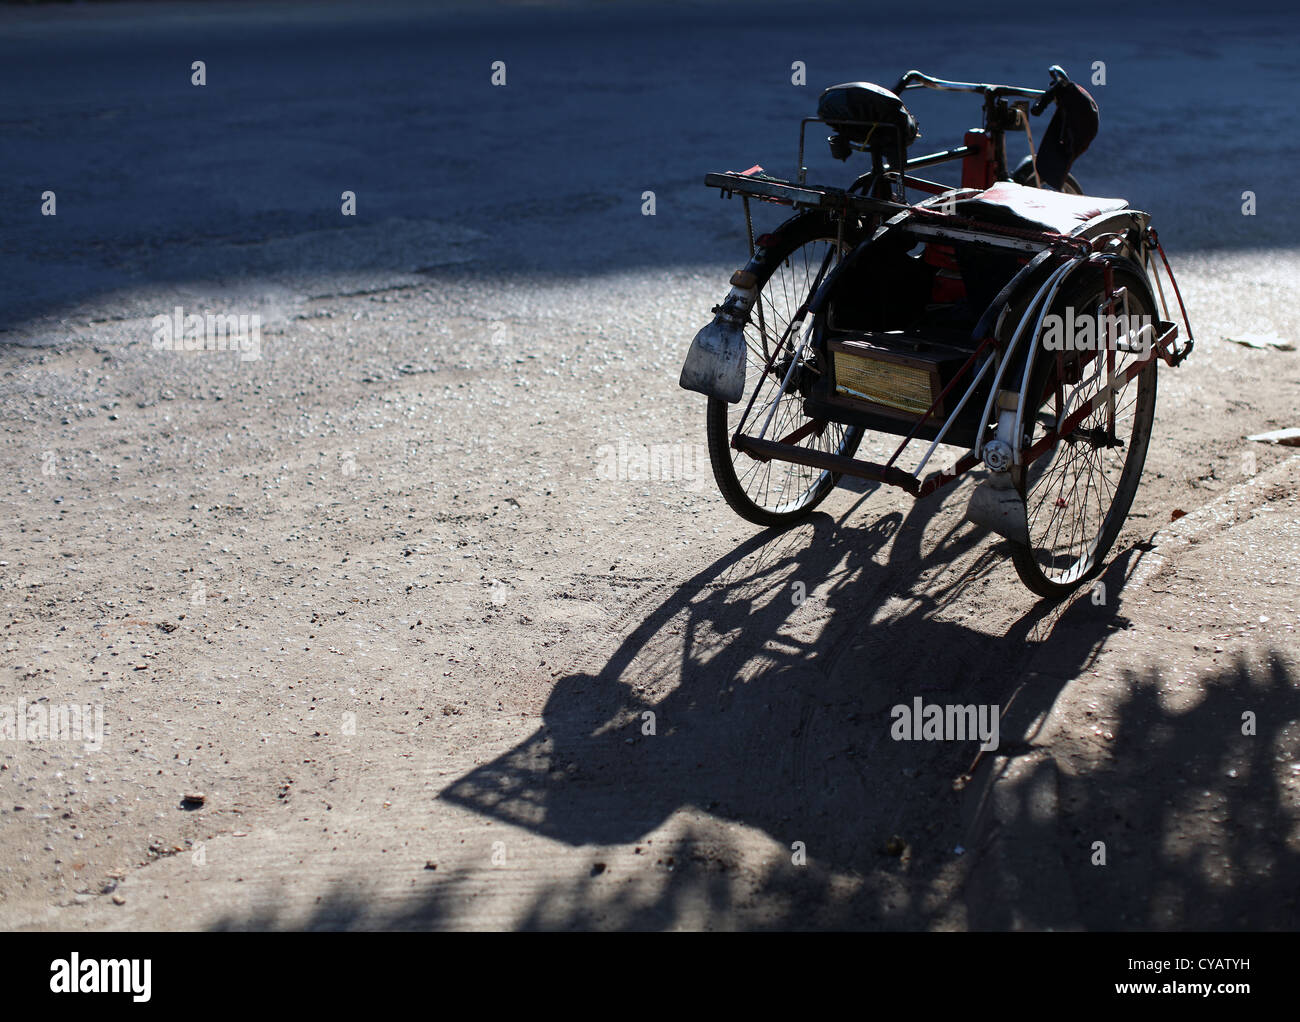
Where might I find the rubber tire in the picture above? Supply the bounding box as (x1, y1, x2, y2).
(1012, 156, 1082, 195)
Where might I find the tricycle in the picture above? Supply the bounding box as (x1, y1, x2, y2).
(680, 66, 1194, 598)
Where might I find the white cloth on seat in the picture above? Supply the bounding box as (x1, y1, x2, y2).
(955, 181, 1127, 234)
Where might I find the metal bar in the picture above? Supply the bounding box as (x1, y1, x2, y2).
(1019, 326, 1175, 465)
(1105, 277, 1124, 435)
(895, 69, 1046, 100)
(1008, 258, 1089, 459)
(900, 222, 1055, 254)
(733, 311, 798, 436)
(731, 199, 856, 438)
(978, 259, 1081, 461)
(905, 146, 974, 170)
(703, 172, 902, 218)
(884, 338, 994, 471)
(798, 119, 807, 185)
(913, 353, 996, 477)
(777, 419, 826, 446)
(917, 451, 980, 498)
(1023, 112, 1041, 188)
(757, 320, 814, 441)
(1149, 246, 1170, 319)
(746, 231, 844, 441)
(734, 435, 921, 494)
(1150, 231, 1195, 362)
(891, 174, 954, 196)
(734, 281, 810, 437)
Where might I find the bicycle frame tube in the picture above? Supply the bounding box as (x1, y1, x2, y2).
(973, 258, 1083, 463)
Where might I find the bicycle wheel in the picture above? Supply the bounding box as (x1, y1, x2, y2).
(705, 213, 864, 528)
(1010, 264, 1158, 598)
(1012, 156, 1082, 195)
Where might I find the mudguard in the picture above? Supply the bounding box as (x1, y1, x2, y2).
(679, 270, 760, 403)
(679, 315, 747, 403)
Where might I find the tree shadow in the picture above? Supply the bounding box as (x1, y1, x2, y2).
(1049, 654, 1299, 931)
(205, 480, 1300, 931)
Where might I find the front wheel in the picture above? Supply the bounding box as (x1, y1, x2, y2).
(705, 213, 863, 528)
(1012, 155, 1082, 195)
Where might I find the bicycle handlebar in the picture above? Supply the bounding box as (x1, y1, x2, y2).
(896, 67, 1070, 114)
(893, 69, 1046, 101)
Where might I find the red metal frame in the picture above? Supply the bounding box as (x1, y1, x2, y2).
(960, 130, 998, 191)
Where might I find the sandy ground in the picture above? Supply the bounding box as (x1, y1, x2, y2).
(0, 0, 1297, 930)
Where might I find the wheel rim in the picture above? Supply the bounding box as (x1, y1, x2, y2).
(724, 235, 858, 515)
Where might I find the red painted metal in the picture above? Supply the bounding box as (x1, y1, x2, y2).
(777, 419, 828, 446)
(960, 130, 996, 190)
(1149, 229, 1195, 364)
(916, 451, 979, 498)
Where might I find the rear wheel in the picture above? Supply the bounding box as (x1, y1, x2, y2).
(1010, 265, 1158, 598)
(705, 213, 863, 528)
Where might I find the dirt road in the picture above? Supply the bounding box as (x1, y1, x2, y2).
(1, 0, 1297, 930)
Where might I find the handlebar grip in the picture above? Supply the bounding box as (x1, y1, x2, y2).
(1031, 65, 1070, 116)
(892, 70, 919, 94)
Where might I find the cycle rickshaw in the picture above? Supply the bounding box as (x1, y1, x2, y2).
(680, 66, 1194, 598)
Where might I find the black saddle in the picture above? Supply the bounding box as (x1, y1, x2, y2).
(818, 82, 918, 155)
